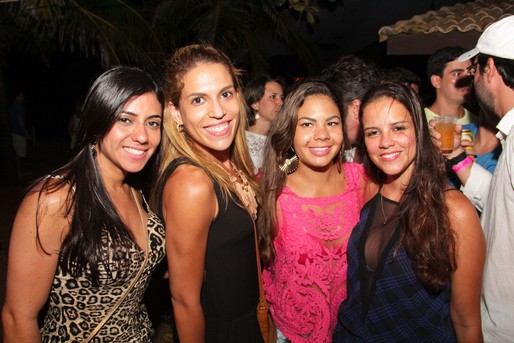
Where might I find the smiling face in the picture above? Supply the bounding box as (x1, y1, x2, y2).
(362, 96, 416, 184)
(170, 62, 240, 160)
(252, 81, 284, 123)
(97, 92, 162, 177)
(293, 94, 343, 172)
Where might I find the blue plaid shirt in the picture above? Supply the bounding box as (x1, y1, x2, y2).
(333, 194, 456, 342)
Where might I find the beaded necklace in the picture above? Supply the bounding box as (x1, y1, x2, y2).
(217, 162, 258, 219)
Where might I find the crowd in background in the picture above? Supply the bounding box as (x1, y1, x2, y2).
(3, 14, 514, 343)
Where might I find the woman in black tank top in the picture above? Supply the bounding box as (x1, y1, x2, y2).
(152, 44, 264, 343)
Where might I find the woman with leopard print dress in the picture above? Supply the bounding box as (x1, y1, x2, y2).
(2, 66, 166, 342)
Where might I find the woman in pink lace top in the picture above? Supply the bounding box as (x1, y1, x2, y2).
(258, 80, 367, 342)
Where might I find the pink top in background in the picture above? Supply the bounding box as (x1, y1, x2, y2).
(263, 163, 365, 343)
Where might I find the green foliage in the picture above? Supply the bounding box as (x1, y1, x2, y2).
(152, 0, 320, 76)
(273, 0, 339, 25)
(0, 0, 326, 79)
(3, 0, 161, 68)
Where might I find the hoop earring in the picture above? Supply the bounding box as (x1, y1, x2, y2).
(279, 147, 298, 175)
(177, 124, 185, 133)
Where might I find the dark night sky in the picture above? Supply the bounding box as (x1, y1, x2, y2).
(4, 0, 472, 142)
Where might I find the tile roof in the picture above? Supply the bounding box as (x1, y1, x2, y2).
(379, 0, 514, 42)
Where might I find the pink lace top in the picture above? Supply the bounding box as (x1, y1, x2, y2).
(263, 163, 365, 343)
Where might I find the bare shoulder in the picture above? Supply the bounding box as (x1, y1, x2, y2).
(445, 189, 479, 224)
(163, 164, 215, 199)
(12, 180, 71, 253)
(161, 163, 217, 222)
(364, 180, 379, 203)
(444, 189, 483, 240)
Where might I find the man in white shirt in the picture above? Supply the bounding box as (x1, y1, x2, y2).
(439, 15, 514, 342)
(425, 46, 478, 125)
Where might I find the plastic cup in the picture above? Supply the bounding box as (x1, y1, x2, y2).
(434, 116, 458, 154)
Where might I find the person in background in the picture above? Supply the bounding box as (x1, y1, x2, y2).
(2, 66, 165, 342)
(259, 79, 367, 343)
(383, 66, 422, 94)
(321, 55, 382, 163)
(154, 44, 263, 342)
(9, 91, 32, 176)
(426, 46, 500, 188)
(334, 82, 485, 343)
(432, 15, 514, 342)
(425, 46, 501, 189)
(244, 73, 286, 174)
(425, 46, 478, 125)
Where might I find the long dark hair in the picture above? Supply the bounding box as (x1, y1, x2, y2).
(258, 79, 347, 265)
(360, 82, 456, 293)
(34, 66, 164, 284)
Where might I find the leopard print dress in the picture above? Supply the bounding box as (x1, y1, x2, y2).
(40, 204, 166, 342)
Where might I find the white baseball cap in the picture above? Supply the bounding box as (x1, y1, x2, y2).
(458, 15, 514, 61)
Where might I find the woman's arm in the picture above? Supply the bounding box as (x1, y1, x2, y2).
(446, 190, 486, 343)
(2, 186, 68, 342)
(162, 165, 217, 343)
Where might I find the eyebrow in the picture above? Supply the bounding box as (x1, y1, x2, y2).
(185, 84, 235, 99)
(121, 111, 162, 119)
(363, 120, 409, 130)
(298, 115, 341, 122)
(449, 68, 465, 73)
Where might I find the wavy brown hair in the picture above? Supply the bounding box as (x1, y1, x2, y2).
(258, 79, 348, 266)
(360, 82, 456, 293)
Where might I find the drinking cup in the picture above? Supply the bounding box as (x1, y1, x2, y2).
(434, 116, 457, 154)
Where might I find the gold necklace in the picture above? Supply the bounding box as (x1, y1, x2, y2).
(380, 192, 388, 225)
(218, 162, 258, 219)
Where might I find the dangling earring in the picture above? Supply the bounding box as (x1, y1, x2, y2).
(91, 141, 97, 159)
(177, 124, 185, 133)
(254, 110, 260, 121)
(279, 147, 298, 174)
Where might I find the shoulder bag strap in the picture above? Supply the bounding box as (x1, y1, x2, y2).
(84, 189, 150, 343)
(250, 214, 266, 305)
